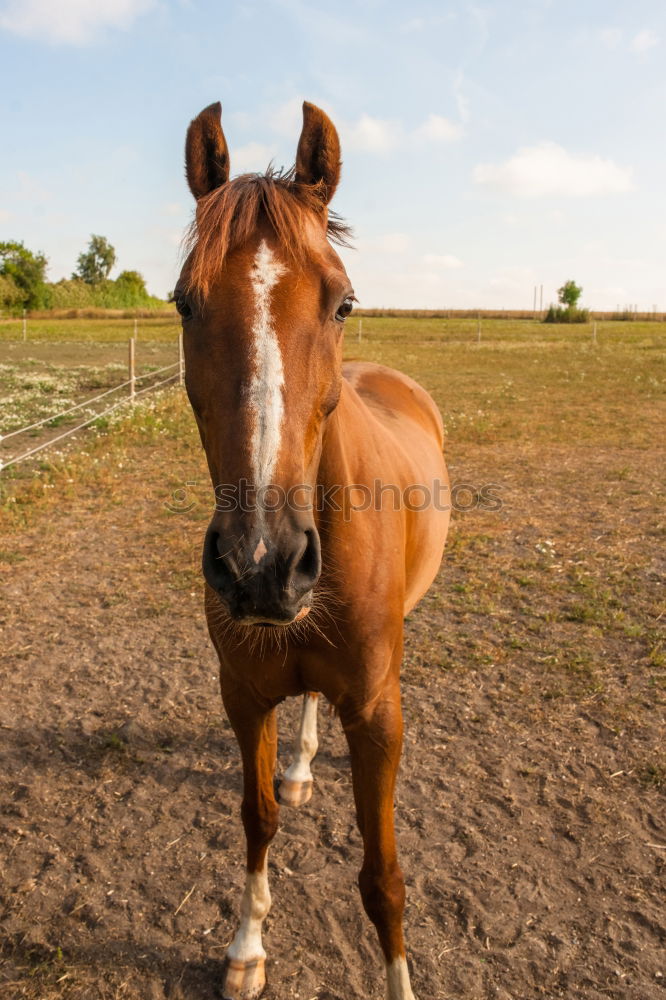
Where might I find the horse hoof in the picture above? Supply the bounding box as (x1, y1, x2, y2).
(221, 955, 266, 999)
(278, 777, 313, 807)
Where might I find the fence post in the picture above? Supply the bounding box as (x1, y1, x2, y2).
(477, 312, 481, 344)
(358, 318, 363, 342)
(179, 331, 184, 386)
(129, 337, 136, 402)
(22, 309, 27, 342)
(133, 316, 138, 341)
(592, 321, 597, 345)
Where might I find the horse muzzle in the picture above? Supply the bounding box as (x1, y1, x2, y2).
(202, 523, 321, 625)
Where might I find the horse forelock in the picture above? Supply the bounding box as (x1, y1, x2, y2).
(182, 167, 352, 301)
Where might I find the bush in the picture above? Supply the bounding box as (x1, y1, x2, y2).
(544, 305, 590, 324)
(47, 275, 165, 310)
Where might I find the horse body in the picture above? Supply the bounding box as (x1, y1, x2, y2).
(177, 100, 450, 1000)
(336, 361, 448, 615)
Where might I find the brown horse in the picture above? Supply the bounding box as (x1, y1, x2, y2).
(176, 100, 450, 1000)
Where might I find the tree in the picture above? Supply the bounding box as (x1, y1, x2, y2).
(74, 234, 116, 284)
(557, 280, 582, 310)
(0, 240, 49, 309)
(115, 270, 147, 296)
(0, 273, 23, 311)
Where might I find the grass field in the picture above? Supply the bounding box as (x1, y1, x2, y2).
(0, 316, 664, 999)
(0, 315, 180, 344)
(0, 315, 662, 440)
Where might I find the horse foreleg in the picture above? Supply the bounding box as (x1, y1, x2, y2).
(220, 689, 279, 1000)
(278, 691, 318, 807)
(341, 681, 416, 1000)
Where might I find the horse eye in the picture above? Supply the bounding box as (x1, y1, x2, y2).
(335, 297, 354, 322)
(174, 295, 193, 321)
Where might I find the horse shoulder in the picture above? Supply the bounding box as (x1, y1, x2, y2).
(342, 360, 444, 448)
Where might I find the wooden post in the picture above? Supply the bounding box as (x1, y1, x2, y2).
(533, 285, 537, 317)
(358, 318, 363, 342)
(178, 331, 184, 386)
(593, 321, 597, 345)
(477, 312, 481, 344)
(133, 316, 138, 341)
(129, 337, 136, 402)
(539, 285, 543, 313)
(22, 309, 27, 341)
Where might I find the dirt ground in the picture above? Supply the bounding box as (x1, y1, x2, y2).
(0, 384, 664, 999)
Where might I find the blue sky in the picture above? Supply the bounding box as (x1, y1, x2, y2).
(0, 0, 664, 309)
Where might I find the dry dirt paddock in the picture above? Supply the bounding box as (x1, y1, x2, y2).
(0, 318, 664, 999)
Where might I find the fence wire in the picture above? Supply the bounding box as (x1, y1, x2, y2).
(1, 362, 181, 444)
(0, 379, 134, 441)
(1, 372, 181, 472)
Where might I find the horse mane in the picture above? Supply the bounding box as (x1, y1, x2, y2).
(183, 166, 352, 300)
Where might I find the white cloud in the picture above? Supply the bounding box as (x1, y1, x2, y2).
(400, 13, 456, 32)
(414, 114, 463, 143)
(598, 26, 658, 53)
(376, 233, 412, 254)
(0, 0, 156, 44)
(16, 171, 51, 203)
(0, 208, 11, 223)
(473, 142, 634, 198)
(599, 27, 622, 49)
(270, 97, 304, 138)
(344, 112, 463, 155)
(489, 265, 536, 291)
(401, 16, 426, 32)
(233, 142, 276, 172)
(262, 99, 462, 159)
(344, 114, 397, 153)
(423, 254, 463, 269)
(630, 28, 659, 52)
(467, 3, 490, 48)
(454, 71, 471, 124)
(355, 233, 412, 255)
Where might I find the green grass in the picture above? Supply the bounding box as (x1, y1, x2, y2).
(346, 317, 664, 448)
(2, 316, 663, 449)
(0, 314, 180, 343)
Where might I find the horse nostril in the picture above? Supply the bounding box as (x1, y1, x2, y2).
(214, 533, 241, 578)
(203, 529, 238, 591)
(289, 528, 321, 596)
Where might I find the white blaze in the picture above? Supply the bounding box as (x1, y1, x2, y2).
(252, 537, 268, 564)
(248, 240, 286, 493)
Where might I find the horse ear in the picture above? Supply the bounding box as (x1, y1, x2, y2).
(185, 102, 230, 200)
(295, 101, 341, 204)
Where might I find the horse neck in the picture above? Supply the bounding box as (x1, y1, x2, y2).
(317, 379, 366, 490)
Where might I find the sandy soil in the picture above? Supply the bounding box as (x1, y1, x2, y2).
(0, 430, 664, 1000)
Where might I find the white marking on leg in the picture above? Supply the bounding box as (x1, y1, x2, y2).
(226, 856, 271, 964)
(248, 241, 286, 494)
(386, 956, 416, 1000)
(284, 693, 318, 785)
